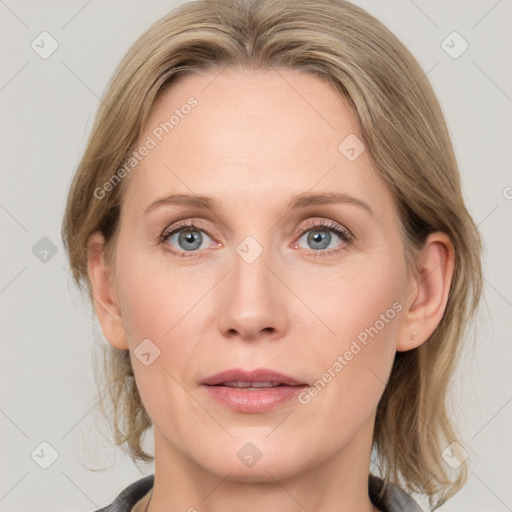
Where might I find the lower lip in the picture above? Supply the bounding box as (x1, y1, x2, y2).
(201, 384, 307, 413)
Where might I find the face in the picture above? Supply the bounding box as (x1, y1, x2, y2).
(106, 67, 413, 481)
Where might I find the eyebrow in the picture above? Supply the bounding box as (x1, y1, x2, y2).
(144, 191, 374, 216)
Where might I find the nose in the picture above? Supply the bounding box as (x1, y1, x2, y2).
(216, 242, 288, 342)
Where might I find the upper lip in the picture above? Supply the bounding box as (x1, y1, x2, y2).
(201, 368, 306, 386)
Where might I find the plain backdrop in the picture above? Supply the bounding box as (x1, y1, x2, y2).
(1, 1, 511, 511)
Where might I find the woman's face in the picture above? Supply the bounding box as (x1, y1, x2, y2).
(106, 67, 414, 480)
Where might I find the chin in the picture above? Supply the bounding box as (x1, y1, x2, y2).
(195, 441, 312, 483)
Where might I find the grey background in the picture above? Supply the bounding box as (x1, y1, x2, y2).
(0, 1, 511, 511)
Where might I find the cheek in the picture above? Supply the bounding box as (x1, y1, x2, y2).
(291, 253, 404, 348)
(116, 246, 195, 342)
(292, 257, 404, 413)
(115, 252, 209, 385)
(115, 262, 201, 433)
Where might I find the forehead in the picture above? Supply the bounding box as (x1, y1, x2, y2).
(121, 67, 390, 215)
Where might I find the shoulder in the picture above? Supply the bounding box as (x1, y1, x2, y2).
(369, 474, 423, 512)
(93, 475, 154, 512)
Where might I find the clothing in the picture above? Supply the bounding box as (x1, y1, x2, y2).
(93, 473, 423, 512)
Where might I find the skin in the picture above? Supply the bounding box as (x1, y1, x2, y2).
(87, 67, 454, 512)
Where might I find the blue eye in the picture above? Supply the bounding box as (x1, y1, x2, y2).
(159, 219, 353, 259)
(300, 229, 337, 250)
(295, 221, 352, 254)
(162, 224, 212, 252)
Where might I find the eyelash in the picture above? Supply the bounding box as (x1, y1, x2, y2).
(158, 219, 354, 259)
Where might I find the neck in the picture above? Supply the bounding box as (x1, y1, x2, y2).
(146, 414, 379, 512)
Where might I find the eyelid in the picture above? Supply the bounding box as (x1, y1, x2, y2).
(294, 218, 354, 242)
(159, 219, 212, 241)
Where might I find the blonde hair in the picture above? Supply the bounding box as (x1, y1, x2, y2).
(61, 0, 483, 508)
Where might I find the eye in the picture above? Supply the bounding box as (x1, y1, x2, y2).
(158, 219, 353, 259)
(161, 222, 214, 255)
(294, 220, 353, 255)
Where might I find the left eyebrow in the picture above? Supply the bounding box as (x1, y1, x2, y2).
(143, 191, 374, 216)
(287, 192, 374, 216)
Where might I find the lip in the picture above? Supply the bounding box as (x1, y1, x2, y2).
(201, 367, 308, 413)
(201, 367, 305, 386)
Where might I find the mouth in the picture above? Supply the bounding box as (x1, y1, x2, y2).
(201, 367, 306, 387)
(212, 381, 300, 390)
(200, 368, 308, 413)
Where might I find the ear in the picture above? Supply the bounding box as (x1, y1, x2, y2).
(396, 232, 455, 352)
(87, 231, 128, 350)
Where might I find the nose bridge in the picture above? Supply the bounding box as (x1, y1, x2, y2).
(215, 232, 287, 339)
(231, 234, 274, 306)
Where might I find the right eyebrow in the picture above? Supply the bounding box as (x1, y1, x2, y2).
(144, 194, 219, 216)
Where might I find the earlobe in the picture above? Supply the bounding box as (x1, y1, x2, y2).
(396, 233, 455, 352)
(87, 231, 128, 351)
